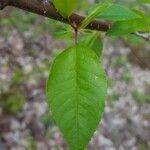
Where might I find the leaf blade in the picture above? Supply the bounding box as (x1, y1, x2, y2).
(81, 3, 112, 29)
(47, 44, 107, 149)
(82, 32, 103, 57)
(107, 10, 150, 36)
(98, 4, 140, 21)
(87, 4, 140, 21)
(52, 0, 79, 18)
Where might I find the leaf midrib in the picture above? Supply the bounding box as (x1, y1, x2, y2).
(74, 46, 79, 150)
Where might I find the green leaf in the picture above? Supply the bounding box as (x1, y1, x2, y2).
(47, 44, 107, 150)
(98, 4, 140, 21)
(107, 10, 150, 36)
(82, 32, 103, 57)
(88, 4, 140, 21)
(52, 0, 79, 18)
(54, 29, 72, 39)
(138, 0, 150, 4)
(81, 3, 112, 28)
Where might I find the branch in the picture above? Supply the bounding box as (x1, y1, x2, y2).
(0, 0, 10, 9)
(133, 32, 150, 42)
(0, 0, 149, 41)
(0, 0, 111, 31)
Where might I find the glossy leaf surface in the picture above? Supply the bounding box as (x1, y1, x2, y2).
(81, 3, 111, 28)
(107, 10, 150, 36)
(98, 4, 140, 21)
(52, 0, 79, 18)
(47, 44, 107, 150)
(83, 32, 103, 57)
(88, 4, 140, 21)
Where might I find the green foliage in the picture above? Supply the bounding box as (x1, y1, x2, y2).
(122, 70, 132, 83)
(108, 93, 120, 102)
(47, 44, 107, 149)
(40, 112, 55, 128)
(82, 32, 103, 57)
(107, 10, 149, 36)
(10, 10, 37, 32)
(1, 0, 149, 149)
(45, 1, 150, 149)
(124, 34, 145, 45)
(12, 68, 27, 84)
(112, 56, 128, 67)
(107, 77, 115, 88)
(132, 90, 150, 103)
(1, 90, 26, 114)
(82, 2, 146, 38)
(138, 0, 150, 4)
(26, 135, 37, 150)
(91, 4, 140, 21)
(0, 10, 35, 30)
(81, 3, 112, 28)
(54, 28, 72, 39)
(82, 1, 149, 37)
(52, 0, 79, 18)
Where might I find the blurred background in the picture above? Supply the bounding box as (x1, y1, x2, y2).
(0, 0, 150, 150)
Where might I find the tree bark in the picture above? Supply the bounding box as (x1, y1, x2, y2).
(0, 0, 149, 41)
(0, 0, 111, 31)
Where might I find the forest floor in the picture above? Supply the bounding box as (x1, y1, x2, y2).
(0, 10, 150, 150)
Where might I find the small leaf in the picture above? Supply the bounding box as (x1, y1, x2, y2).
(107, 10, 150, 36)
(47, 44, 107, 150)
(98, 4, 140, 21)
(83, 32, 103, 57)
(81, 3, 112, 29)
(54, 29, 72, 39)
(138, 0, 150, 4)
(88, 4, 140, 21)
(52, 0, 79, 18)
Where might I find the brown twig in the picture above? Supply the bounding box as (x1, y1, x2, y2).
(0, 0, 111, 31)
(0, 0, 149, 41)
(133, 32, 150, 42)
